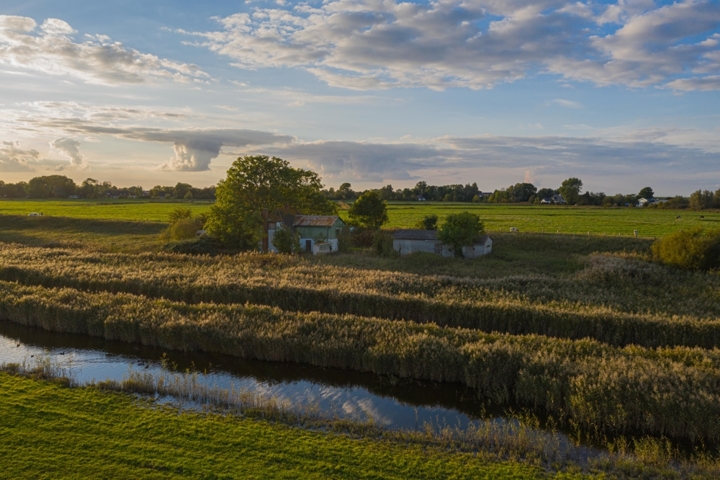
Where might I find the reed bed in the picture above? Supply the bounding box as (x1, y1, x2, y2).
(1, 280, 720, 445)
(1, 244, 719, 349)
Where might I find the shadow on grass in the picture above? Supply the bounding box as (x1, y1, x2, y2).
(0, 215, 165, 252)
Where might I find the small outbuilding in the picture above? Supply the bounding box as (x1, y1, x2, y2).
(392, 230, 492, 258)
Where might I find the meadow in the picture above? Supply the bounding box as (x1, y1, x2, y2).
(2, 200, 720, 471)
(2, 198, 718, 238)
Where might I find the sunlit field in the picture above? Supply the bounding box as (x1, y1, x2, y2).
(2, 198, 717, 238)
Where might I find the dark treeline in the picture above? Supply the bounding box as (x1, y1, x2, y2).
(326, 179, 720, 210)
(0, 175, 215, 200)
(324, 181, 485, 202)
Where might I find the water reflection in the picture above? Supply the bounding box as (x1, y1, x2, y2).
(0, 321, 489, 430)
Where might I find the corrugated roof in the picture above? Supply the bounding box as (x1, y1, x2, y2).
(393, 230, 491, 244)
(392, 229, 439, 241)
(293, 215, 342, 227)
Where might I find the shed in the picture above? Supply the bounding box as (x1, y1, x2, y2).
(392, 230, 492, 258)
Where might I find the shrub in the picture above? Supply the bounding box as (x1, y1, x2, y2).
(167, 217, 204, 241)
(372, 231, 397, 257)
(652, 227, 720, 271)
(272, 226, 300, 255)
(416, 215, 438, 230)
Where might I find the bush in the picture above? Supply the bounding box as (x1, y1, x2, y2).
(351, 228, 375, 247)
(372, 231, 397, 257)
(416, 215, 438, 230)
(162, 236, 224, 255)
(652, 227, 720, 271)
(166, 217, 204, 241)
(272, 225, 300, 254)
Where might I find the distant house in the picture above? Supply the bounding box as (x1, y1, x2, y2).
(263, 210, 345, 254)
(636, 197, 658, 207)
(28, 212, 42, 217)
(551, 194, 566, 205)
(68, 195, 79, 199)
(392, 229, 492, 258)
(417, 195, 427, 201)
(540, 197, 553, 204)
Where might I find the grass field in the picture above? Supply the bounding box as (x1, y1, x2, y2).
(2, 198, 717, 238)
(0, 373, 558, 480)
(0, 199, 212, 222)
(340, 202, 719, 237)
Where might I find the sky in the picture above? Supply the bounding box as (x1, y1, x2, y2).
(0, 0, 719, 195)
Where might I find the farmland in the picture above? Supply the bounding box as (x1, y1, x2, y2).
(2, 201, 720, 475)
(2, 198, 717, 238)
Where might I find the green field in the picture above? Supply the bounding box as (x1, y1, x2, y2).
(0, 373, 559, 480)
(2, 199, 716, 238)
(342, 202, 718, 238)
(0, 199, 212, 222)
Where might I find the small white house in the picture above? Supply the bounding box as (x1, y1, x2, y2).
(636, 197, 658, 207)
(392, 230, 492, 258)
(28, 212, 42, 216)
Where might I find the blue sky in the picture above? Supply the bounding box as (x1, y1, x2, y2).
(1, 0, 719, 195)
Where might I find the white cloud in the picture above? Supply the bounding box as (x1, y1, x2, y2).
(0, 15, 210, 85)
(0, 140, 37, 172)
(181, 0, 720, 91)
(51, 137, 86, 169)
(551, 99, 584, 109)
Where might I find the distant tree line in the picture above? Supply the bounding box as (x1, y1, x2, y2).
(0, 175, 215, 200)
(324, 181, 484, 202)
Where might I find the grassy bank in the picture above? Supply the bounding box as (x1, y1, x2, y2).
(2, 242, 719, 350)
(0, 372, 554, 480)
(1, 280, 720, 445)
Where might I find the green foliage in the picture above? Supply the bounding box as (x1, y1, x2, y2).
(487, 183, 537, 203)
(638, 187, 655, 199)
(168, 208, 193, 223)
(337, 227, 352, 253)
(416, 214, 438, 230)
(348, 191, 388, 229)
(206, 155, 335, 248)
(689, 189, 715, 210)
(272, 225, 300, 254)
(558, 178, 583, 205)
(652, 227, 720, 271)
(372, 230, 397, 257)
(438, 212, 485, 257)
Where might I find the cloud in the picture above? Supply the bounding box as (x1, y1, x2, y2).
(255, 132, 720, 190)
(181, 0, 720, 91)
(0, 15, 210, 85)
(51, 137, 86, 169)
(42, 121, 292, 171)
(551, 99, 584, 109)
(0, 140, 38, 172)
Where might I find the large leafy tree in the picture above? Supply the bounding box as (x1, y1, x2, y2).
(437, 212, 485, 258)
(558, 177, 583, 205)
(206, 155, 335, 247)
(348, 191, 388, 229)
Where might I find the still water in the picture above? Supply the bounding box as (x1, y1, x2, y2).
(0, 320, 494, 430)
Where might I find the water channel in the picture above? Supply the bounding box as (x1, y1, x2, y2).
(0, 320, 497, 430)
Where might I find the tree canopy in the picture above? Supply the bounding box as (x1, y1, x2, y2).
(206, 155, 335, 247)
(437, 212, 485, 258)
(558, 178, 583, 205)
(638, 187, 654, 199)
(348, 191, 388, 229)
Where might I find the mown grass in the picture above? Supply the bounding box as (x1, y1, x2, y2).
(3, 198, 718, 238)
(347, 202, 718, 237)
(0, 198, 211, 222)
(0, 373, 558, 480)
